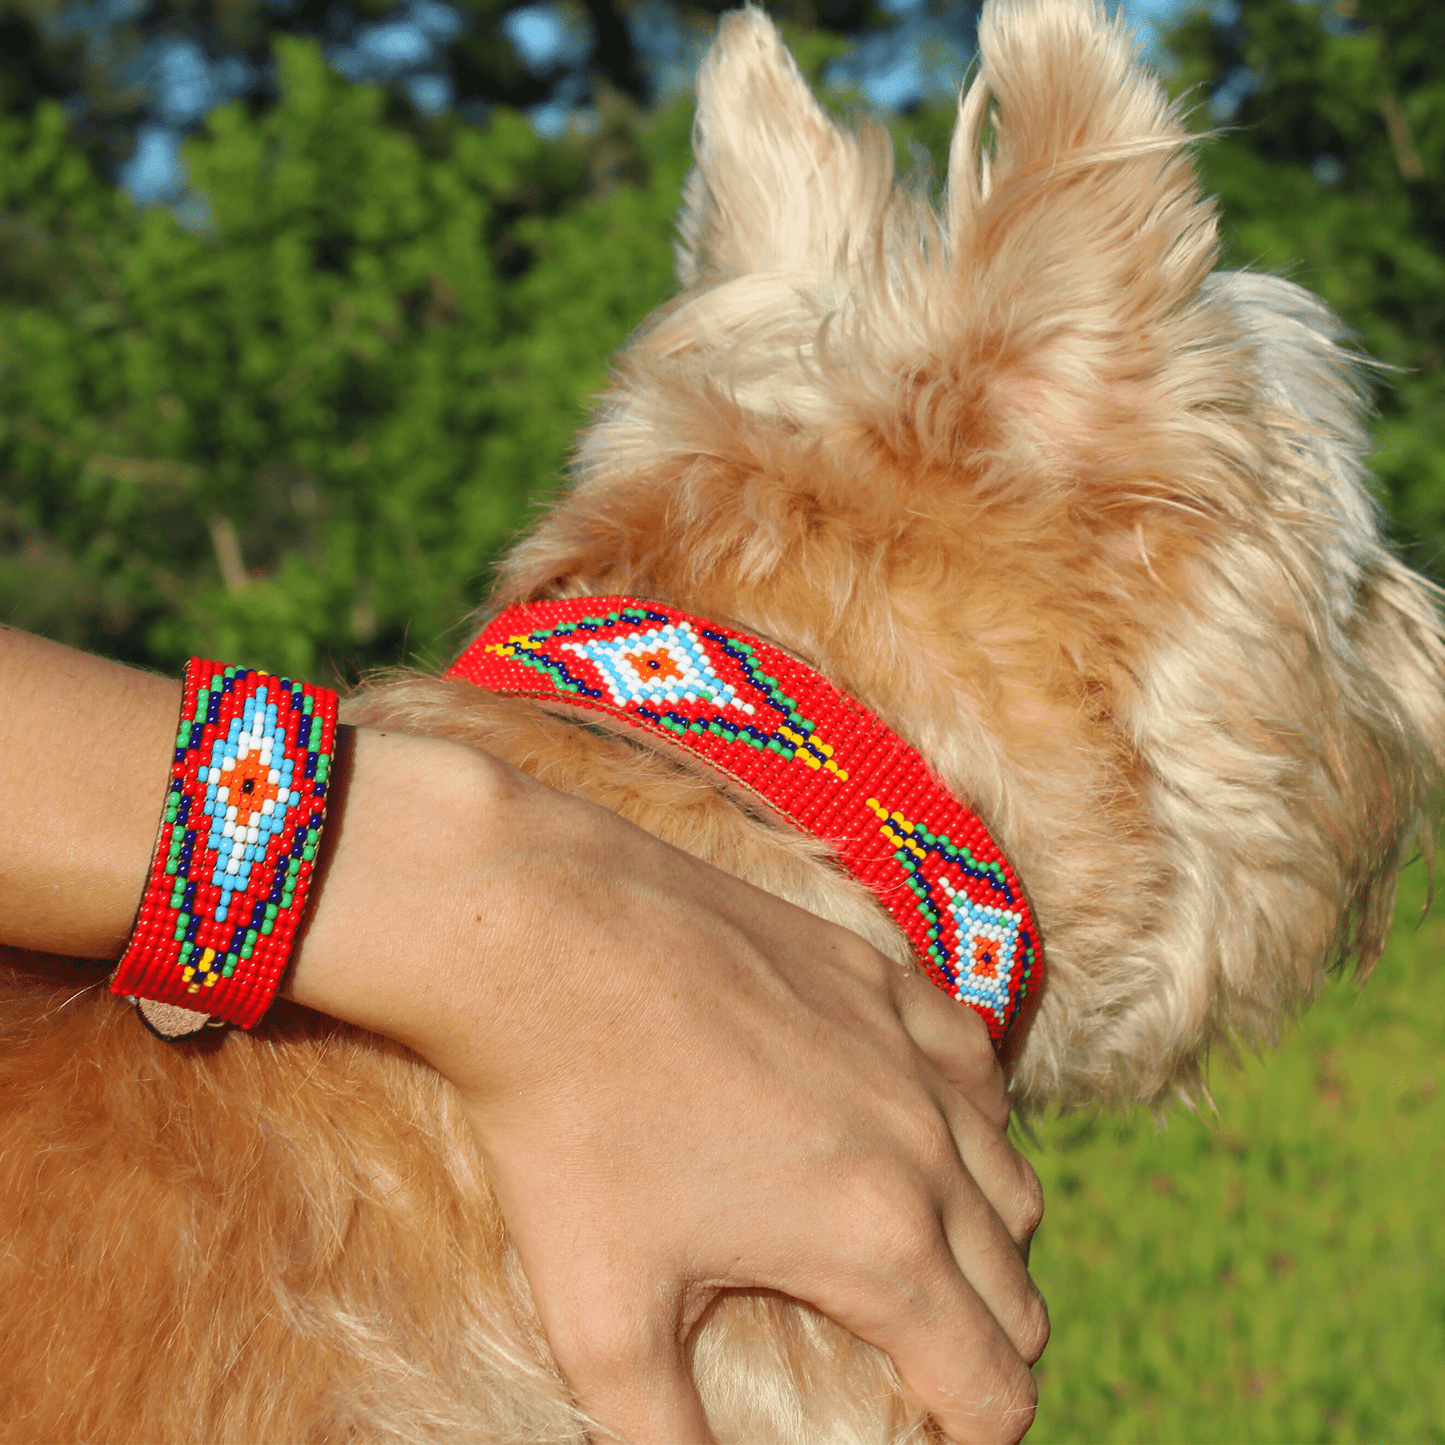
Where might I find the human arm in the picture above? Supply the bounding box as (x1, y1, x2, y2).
(0, 626, 1047, 1444)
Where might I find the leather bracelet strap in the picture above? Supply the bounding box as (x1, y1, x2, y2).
(449, 598, 1043, 1052)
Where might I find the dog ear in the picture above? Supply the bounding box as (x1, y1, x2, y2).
(943, 0, 1217, 410)
(675, 6, 894, 287)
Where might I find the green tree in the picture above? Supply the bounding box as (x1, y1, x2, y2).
(0, 38, 690, 680)
(1167, 0, 1445, 575)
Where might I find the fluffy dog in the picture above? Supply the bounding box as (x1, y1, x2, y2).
(3, 1, 1443, 1440)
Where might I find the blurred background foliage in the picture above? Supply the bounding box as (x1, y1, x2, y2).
(3, 0, 1443, 1437)
(2, 0, 1441, 682)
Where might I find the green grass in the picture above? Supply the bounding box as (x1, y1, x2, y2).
(1024, 858, 1445, 1444)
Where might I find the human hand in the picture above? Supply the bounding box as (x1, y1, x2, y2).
(292, 729, 1048, 1445)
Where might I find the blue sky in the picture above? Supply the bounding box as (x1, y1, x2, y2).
(113, 0, 1196, 203)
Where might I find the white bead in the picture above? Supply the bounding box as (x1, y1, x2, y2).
(246, 826, 259, 844)
(226, 805, 238, 823)
(261, 799, 275, 816)
(222, 820, 235, 839)
(268, 768, 280, 785)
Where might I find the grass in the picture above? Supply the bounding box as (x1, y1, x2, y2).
(1023, 856, 1445, 1445)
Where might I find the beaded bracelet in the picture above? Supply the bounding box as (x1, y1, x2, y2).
(111, 659, 339, 1034)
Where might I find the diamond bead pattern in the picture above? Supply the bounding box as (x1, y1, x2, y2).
(111, 660, 338, 1029)
(561, 623, 755, 714)
(449, 599, 1043, 1049)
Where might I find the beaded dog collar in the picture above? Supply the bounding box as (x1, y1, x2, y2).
(449, 597, 1043, 1053)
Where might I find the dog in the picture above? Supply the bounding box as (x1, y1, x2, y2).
(4, 1, 1443, 1439)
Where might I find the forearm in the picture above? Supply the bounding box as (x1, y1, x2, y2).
(0, 628, 515, 1057)
(0, 627, 178, 958)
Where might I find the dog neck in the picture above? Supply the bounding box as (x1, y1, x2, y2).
(449, 596, 1043, 1056)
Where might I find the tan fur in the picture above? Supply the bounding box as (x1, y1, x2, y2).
(4, 2, 1442, 1439)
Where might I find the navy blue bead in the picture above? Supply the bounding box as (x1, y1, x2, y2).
(313, 782, 327, 798)
(185, 916, 200, 941)
(268, 886, 283, 904)
(304, 753, 317, 779)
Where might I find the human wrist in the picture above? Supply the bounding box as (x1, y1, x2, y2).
(280, 727, 546, 1076)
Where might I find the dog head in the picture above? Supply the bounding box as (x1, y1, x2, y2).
(496, 0, 1445, 1107)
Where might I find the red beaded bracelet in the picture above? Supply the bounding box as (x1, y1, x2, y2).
(111, 659, 339, 1034)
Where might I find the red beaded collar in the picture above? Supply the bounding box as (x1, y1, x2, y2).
(449, 598, 1043, 1054)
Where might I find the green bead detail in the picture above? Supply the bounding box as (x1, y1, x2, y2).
(265, 903, 278, 920)
(261, 919, 274, 936)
